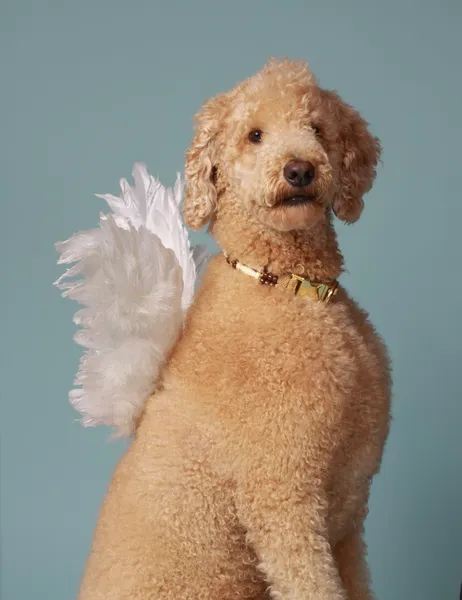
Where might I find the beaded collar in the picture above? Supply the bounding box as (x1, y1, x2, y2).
(224, 253, 338, 304)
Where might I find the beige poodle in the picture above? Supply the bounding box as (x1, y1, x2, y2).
(77, 59, 391, 600)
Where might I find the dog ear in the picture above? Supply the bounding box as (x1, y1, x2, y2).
(184, 96, 227, 230)
(324, 90, 381, 224)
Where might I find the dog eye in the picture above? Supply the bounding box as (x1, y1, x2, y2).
(248, 129, 263, 144)
(312, 124, 322, 137)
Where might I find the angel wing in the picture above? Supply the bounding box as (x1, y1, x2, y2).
(55, 163, 209, 437)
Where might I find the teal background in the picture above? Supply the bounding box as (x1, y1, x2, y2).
(1, 0, 461, 598)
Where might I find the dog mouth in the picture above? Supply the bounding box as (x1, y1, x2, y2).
(278, 195, 316, 207)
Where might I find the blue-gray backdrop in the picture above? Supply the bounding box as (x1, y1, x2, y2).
(1, 1, 461, 598)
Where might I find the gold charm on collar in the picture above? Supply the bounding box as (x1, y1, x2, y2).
(224, 254, 338, 304)
(282, 274, 338, 303)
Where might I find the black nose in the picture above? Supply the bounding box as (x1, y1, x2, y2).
(283, 160, 315, 188)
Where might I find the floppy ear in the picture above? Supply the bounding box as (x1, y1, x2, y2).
(184, 96, 226, 230)
(325, 90, 382, 223)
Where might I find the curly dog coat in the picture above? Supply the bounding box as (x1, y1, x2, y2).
(78, 59, 391, 600)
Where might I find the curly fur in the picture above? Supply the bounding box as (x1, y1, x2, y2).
(78, 59, 391, 600)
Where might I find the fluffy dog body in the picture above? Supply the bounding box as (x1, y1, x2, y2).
(78, 60, 391, 600)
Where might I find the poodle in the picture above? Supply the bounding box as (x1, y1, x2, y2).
(77, 59, 391, 600)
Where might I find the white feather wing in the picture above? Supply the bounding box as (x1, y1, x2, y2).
(55, 163, 209, 436)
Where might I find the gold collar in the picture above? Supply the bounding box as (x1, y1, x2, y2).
(224, 254, 339, 304)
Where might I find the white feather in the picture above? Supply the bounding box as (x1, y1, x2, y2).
(55, 163, 209, 437)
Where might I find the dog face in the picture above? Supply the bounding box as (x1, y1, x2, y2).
(184, 59, 381, 233)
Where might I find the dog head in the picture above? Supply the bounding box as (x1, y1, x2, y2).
(184, 59, 381, 234)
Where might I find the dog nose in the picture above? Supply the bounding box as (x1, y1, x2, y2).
(283, 160, 315, 188)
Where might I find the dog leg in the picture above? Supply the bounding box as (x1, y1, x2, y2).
(334, 525, 374, 600)
(235, 480, 347, 600)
